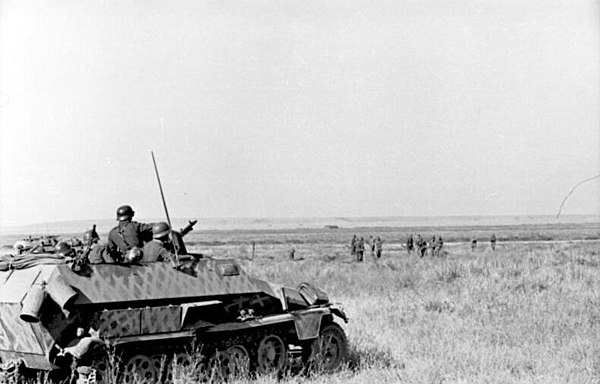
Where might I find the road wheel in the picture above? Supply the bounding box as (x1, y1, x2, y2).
(165, 352, 193, 384)
(122, 354, 157, 384)
(90, 352, 118, 384)
(255, 334, 287, 375)
(307, 323, 348, 372)
(151, 354, 168, 383)
(221, 345, 250, 379)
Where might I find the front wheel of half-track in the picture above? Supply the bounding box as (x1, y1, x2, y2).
(307, 323, 348, 372)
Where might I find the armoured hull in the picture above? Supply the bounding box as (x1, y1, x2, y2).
(0, 253, 348, 383)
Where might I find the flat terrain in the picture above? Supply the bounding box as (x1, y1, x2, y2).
(188, 223, 600, 383)
(2, 221, 599, 383)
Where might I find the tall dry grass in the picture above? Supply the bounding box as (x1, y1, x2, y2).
(9, 232, 599, 383)
(208, 239, 600, 383)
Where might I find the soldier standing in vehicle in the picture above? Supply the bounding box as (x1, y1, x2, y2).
(142, 222, 176, 263)
(107, 205, 153, 261)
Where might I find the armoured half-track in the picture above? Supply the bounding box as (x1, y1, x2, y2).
(0, 225, 349, 383)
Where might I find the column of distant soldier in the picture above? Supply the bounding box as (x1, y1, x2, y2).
(349, 235, 384, 262)
(350, 233, 498, 261)
(51, 205, 177, 265)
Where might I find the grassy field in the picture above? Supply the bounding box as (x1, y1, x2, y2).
(181, 226, 600, 384)
(2, 223, 600, 383)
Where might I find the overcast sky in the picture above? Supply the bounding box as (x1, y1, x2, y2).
(0, 0, 598, 227)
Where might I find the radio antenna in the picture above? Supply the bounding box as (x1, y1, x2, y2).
(151, 151, 179, 260)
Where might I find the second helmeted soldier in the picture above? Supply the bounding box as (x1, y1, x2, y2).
(143, 222, 176, 263)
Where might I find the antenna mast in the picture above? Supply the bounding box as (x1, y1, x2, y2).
(151, 151, 179, 260)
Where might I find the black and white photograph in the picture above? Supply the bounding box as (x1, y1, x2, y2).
(0, 0, 599, 383)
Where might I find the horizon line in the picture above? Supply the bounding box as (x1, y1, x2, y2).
(1, 213, 598, 230)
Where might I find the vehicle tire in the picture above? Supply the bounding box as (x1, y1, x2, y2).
(206, 344, 250, 381)
(255, 334, 287, 375)
(122, 354, 157, 384)
(307, 323, 348, 372)
(223, 345, 250, 379)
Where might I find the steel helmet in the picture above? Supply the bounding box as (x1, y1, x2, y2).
(83, 230, 100, 244)
(126, 247, 142, 263)
(152, 222, 170, 239)
(55, 242, 75, 257)
(116, 205, 135, 221)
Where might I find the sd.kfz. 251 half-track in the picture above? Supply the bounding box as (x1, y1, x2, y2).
(0, 224, 348, 383)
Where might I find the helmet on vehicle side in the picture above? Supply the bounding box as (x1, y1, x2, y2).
(116, 205, 135, 221)
(152, 222, 170, 239)
(55, 242, 75, 257)
(31, 245, 46, 254)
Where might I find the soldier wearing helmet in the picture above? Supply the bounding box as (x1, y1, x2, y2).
(142, 222, 176, 263)
(83, 225, 113, 264)
(107, 205, 153, 262)
(83, 225, 100, 246)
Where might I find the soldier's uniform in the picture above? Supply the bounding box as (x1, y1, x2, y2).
(471, 239, 477, 252)
(142, 239, 175, 263)
(80, 227, 114, 264)
(416, 235, 427, 258)
(86, 244, 111, 264)
(436, 236, 444, 257)
(106, 205, 153, 261)
(406, 235, 414, 254)
(107, 221, 153, 258)
(490, 234, 497, 251)
(430, 236, 437, 257)
(356, 238, 364, 262)
(375, 237, 382, 259)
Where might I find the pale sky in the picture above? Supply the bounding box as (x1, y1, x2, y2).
(0, 0, 599, 227)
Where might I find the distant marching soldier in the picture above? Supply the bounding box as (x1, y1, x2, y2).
(436, 236, 444, 257)
(430, 235, 437, 257)
(375, 236, 383, 259)
(356, 237, 365, 262)
(420, 240, 428, 258)
(471, 238, 477, 253)
(416, 234, 427, 258)
(369, 235, 375, 258)
(350, 235, 357, 258)
(490, 234, 497, 251)
(406, 235, 414, 254)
